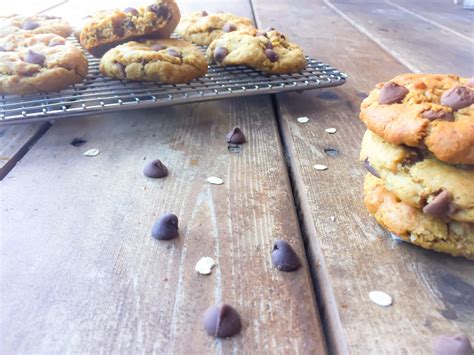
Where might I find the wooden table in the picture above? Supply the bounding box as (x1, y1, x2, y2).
(1, 0, 473, 353)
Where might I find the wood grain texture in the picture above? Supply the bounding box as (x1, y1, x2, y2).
(251, 0, 474, 354)
(326, 0, 473, 76)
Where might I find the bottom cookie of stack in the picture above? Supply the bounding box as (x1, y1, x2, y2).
(363, 173, 474, 259)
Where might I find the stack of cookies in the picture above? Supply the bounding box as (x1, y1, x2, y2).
(359, 74, 474, 259)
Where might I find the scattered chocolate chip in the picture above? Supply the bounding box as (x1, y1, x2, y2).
(70, 137, 87, 147)
(203, 303, 242, 338)
(24, 49, 45, 65)
(48, 38, 65, 47)
(441, 85, 473, 110)
(166, 48, 181, 58)
(214, 47, 228, 63)
(422, 109, 454, 121)
(22, 20, 39, 30)
(222, 23, 237, 32)
(433, 334, 473, 355)
(151, 213, 179, 240)
(143, 159, 168, 178)
(124, 7, 139, 16)
(264, 48, 278, 62)
(423, 189, 454, 218)
(378, 82, 409, 104)
(0, 46, 6, 52)
(265, 41, 273, 49)
(271, 240, 301, 272)
(201, 10, 208, 16)
(363, 158, 380, 178)
(148, 4, 169, 19)
(226, 127, 246, 144)
(151, 44, 166, 51)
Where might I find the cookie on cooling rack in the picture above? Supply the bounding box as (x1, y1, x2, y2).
(360, 73, 474, 164)
(175, 11, 255, 46)
(360, 130, 474, 223)
(364, 173, 474, 259)
(80, 0, 180, 57)
(0, 14, 72, 38)
(0, 33, 88, 95)
(206, 29, 306, 74)
(99, 39, 207, 84)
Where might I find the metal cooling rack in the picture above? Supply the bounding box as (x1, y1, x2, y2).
(0, 38, 347, 125)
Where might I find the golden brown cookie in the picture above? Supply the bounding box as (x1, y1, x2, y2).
(206, 30, 306, 74)
(80, 0, 180, 57)
(0, 14, 72, 38)
(360, 74, 474, 165)
(364, 173, 474, 259)
(0, 33, 88, 95)
(99, 39, 207, 84)
(175, 11, 255, 46)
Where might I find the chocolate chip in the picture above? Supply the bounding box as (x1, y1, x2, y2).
(148, 4, 169, 19)
(151, 44, 166, 51)
(403, 147, 424, 165)
(0, 46, 6, 52)
(70, 137, 87, 147)
(24, 49, 45, 65)
(143, 159, 168, 178)
(151, 213, 179, 240)
(264, 48, 278, 62)
(271, 240, 301, 272)
(226, 127, 246, 144)
(423, 189, 454, 218)
(265, 41, 273, 49)
(22, 20, 39, 30)
(124, 7, 139, 16)
(422, 110, 454, 121)
(166, 48, 181, 58)
(203, 303, 242, 338)
(363, 158, 380, 178)
(201, 10, 208, 16)
(113, 19, 125, 37)
(378, 82, 409, 104)
(214, 47, 228, 63)
(441, 85, 473, 110)
(222, 23, 237, 32)
(48, 38, 65, 47)
(433, 334, 473, 355)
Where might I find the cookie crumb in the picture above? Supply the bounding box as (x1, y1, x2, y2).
(369, 291, 393, 307)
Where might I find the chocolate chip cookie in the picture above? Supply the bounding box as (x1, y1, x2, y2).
(79, 0, 180, 57)
(364, 173, 474, 259)
(360, 74, 474, 165)
(0, 14, 72, 38)
(360, 130, 474, 223)
(99, 39, 207, 83)
(175, 11, 255, 46)
(207, 30, 306, 74)
(0, 33, 88, 95)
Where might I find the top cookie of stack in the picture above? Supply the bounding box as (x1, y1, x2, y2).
(359, 73, 474, 259)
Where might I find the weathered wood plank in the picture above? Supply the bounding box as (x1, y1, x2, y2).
(326, 0, 473, 76)
(252, 0, 474, 353)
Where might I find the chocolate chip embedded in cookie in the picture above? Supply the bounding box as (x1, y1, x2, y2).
(360, 130, 474, 223)
(175, 11, 255, 46)
(0, 14, 72, 38)
(99, 39, 207, 83)
(360, 73, 474, 164)
(206, 30, 306, 74)
(0, 33, 88, 95)
(80, 0, 181, 57)
(363, 173, 474, 259)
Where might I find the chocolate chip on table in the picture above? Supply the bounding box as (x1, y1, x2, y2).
(151, 213, 179, 240)
(272, 240, 301, 272)
(441, 85, 474, 110)
(378, 82, 409, 104)
(222, 23, 237, 32)
(151, 44, 166, 51)
(203, 303, 242, 338)
(166, 48, 182, 58)
(201, 10, 208, 16)
(423, 189, 454, 218)
(148, 4, 169, 19)
(363, 158, 380, 178)
(143, 159, 168, 178)
(264, 49, 278, 62)
(422, 110, 454, 121)
(22, 20, 39, 30)
(124, 7, 139, 16)
(226, 127, 246, 144)
(214, 47, 228, 63)
(433, 333, 473, 355)
(70, 137, 87, 147)
(24, 49, 45, 65)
